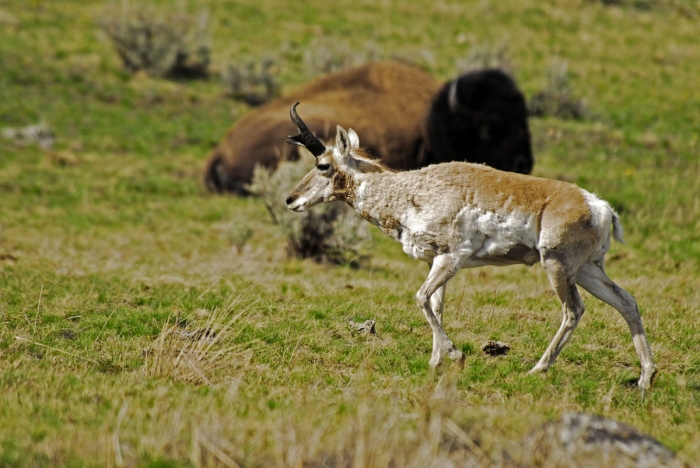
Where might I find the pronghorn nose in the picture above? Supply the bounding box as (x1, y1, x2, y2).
(285, 196, 294, 205)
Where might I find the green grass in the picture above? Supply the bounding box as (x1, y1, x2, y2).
(1, 0, 700, 466)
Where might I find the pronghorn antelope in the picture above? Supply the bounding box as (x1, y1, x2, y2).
(284, 103, 656, 390)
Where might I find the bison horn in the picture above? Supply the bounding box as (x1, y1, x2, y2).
(448, 78, 461, 114)
(286, 102, 327, 157)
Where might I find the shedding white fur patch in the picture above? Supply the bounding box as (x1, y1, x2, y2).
(401, 206, 429, 233)
(384, 203, 540, 263)
(455, 206, 539, 260)
(399, 207, 434, 260)
(354, 181, 368, 214)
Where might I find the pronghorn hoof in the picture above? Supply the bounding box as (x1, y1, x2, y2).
(638, 367, 657, 393)
(527, 363, 549, 375)
(448, 349, 465, 369)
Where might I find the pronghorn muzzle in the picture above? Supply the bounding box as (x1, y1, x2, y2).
(286, 102, 327, 157)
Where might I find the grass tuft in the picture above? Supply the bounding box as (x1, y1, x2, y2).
(142, 302, 250, 386)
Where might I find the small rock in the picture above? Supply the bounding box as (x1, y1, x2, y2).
(482, 340, 510, 356)
(60, 329, 78, 340)
(2, 122, 55, 150)
(508, 413, 677, 467)
(349, 319, 376, 334)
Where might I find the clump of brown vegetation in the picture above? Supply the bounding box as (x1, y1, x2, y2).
(529, 60, 589, 120)
(97, 1, 211, 78)
(221, 58, 281, 106)
(248, 153, 372, 265)
(585, 0, 653, 8)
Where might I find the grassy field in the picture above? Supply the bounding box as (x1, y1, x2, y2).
(1, 0, 700, 466)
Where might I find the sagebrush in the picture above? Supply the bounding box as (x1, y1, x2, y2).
(98, 1, 211, 78)
(302, 37, 383, 77)
(455, 40, 514, 76)
(528, 60, 589, 120)
(221, 58, 281, 106)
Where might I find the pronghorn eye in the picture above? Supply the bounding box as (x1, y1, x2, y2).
(317, 164, 331, 171)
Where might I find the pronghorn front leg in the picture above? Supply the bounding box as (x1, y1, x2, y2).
(415, 255, 463, 368)
(430, 282, 446, 326)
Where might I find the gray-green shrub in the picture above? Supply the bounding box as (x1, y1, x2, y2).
(221, 58, 281, 106)
(528, 60, 589, 120)
(98, 1, 211, 78)
(455, 40, 514, 75)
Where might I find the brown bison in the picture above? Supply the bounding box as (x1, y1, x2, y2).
(204, 61, 532, 193)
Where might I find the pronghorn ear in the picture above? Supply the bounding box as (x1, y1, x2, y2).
(347, 128, 360, 149)
(335, 125, 351, 157)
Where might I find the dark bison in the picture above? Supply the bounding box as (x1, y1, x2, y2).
(423, 68, 533, 174)
(204, 61, 532, 193)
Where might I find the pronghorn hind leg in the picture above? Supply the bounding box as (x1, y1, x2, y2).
(428, 283, 448, 363)
(576, 261, 657, 391)
(529, 255, 586, 374)
(416, 255, 463, 368)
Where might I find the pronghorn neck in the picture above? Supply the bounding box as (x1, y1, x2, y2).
(332, 149, 392, 208)
(343, 170, 403, 237)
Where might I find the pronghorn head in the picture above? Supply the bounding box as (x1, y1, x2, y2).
(285, 102, 371, 212)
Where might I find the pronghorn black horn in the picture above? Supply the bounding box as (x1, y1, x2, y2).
(286, 102, 327, 157)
